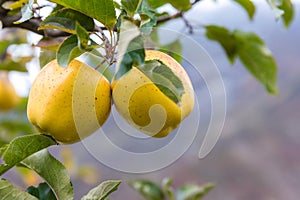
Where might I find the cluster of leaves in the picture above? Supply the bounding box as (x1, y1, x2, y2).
(0, 29, 33, 73)
(0, 97, 33, 145)
(0, 134, 120, 199)
(130, 177, 214, 200)
(0, 134, 212, 199)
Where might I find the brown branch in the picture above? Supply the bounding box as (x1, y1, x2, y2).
(156, 0, 203, 26)
(157, 12, 183, 24)
(0, 12, 69, 37)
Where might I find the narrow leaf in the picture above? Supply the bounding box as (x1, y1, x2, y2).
(81, 180, 121, 200)
(0, 134, 57, 175)
(206, 25, 237, 63)
(0, 145, 8, 158)
(57, 35, 85, 67)
(159, 40, 183, 63)
(37, 37, 65, 51)
(234, 30, 278, 94)
(39, 49, 57, 67)
(39, 8, 95, 34)
(148, 0, 191, 11)
(14, 0, 34, 24)
(167, 0, 191, 11)
(146, 0, 191, 11)
(115, 35, 145, 79)
(0, 40, 10, 55)
(139, 60, 184, 104)
(121, 0, 142, 16)
(129, 180, 165, 200)
(232, 0, 255, 20)
(176, 183, 214, 200)
(26, 182, 56, 200)
(279, 0, 294, 27)
(138, 1, 157, 34)
(0, 60, 28, 72)
(0, 179, 38, 200)
(266, 0, 284, 19)
(50, 0, 116, 29)
(162, 178, 175, 200)
(76, 22, 90, 50)
(114, 18, 144, 80)
(22, 149, 74, 200)
(2, 0, 28, 10)
(146, 0, 165, 8)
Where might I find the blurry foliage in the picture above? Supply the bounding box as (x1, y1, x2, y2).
(129, 177, 214, 200)
(0, 98, 34, 145)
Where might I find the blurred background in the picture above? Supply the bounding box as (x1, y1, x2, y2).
(1, 0, 300, 200)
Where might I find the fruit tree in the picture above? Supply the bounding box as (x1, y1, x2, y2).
(0, 0, 295, 199)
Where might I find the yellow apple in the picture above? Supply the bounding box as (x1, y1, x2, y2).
(112, 50, 194, 137)
(0, 72, 19, 111)
(27, 59, 111, 144)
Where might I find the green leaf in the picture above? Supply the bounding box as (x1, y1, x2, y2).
(0, 98, 33, 145)
(0, 120, 33, 135)
(138, 60, 184, 104)
(176, 183, 214, 200)
(57, 35, 85, 67)
(232, 0, 255, 20)
(14, 0, 34, 24)
(206, 26, 278, 94)
(39, 8, 95, 34)
(162, 178, 175, 200)
(50, 0, 116, 29)
(26, 182, 56, 200)
(147, 0, 191, 11)
(167, 0, 191, 11)
(115, 18, 144, 80)
(37, 37, 65, 51)
(22, 149, 74, 200)
(159, 39, 183, 63)
(2, 0, 28, 10)
(138, 1, 157, 34)
(114, 1, 122, 10)
(129, 180, 165, 200)
(146, 0, 166, 8)
(0, 60, 28, 72)
(234, 30, 278, 94)
(39, 49, 57, 67)
(81, 180, 121, 200)
(279, 0, 294, 27)
(0, 179, 38, 200)
(266, 0, 284, 19)
(206, 25, 237, 63)
(0, 134, 57, 175)
(115, 35, 145, 80)
(0, 145, 8, 158)
(0, 40, 10, 55)
(121, 0, 142, 17)
(75, 22, 90, 50)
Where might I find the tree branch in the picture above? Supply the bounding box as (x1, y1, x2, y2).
(1, 0, 203, 37)
(1, 12, 69, 37)
(156, 0, 203, 25)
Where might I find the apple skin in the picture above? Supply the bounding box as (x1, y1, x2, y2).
(0, 72, 19, 111)
(112, 50, 194, 137)
(27, 59, 111, 144)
